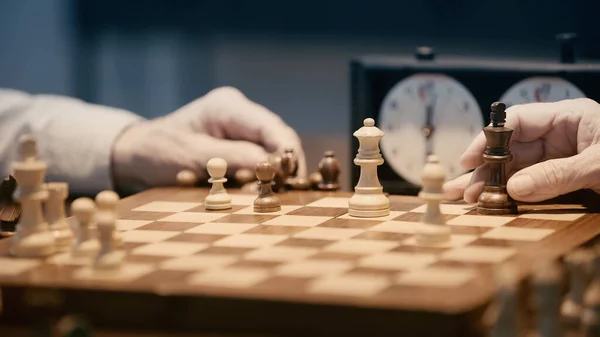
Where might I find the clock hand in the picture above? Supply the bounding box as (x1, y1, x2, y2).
(423, 95, 436, 157)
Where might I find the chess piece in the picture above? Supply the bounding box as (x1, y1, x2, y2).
(308, 172, 322, 189)
(268, 153, 286, 192)
(289, 177, 311, 190)
(532, 259, 563, 337)
(318, 151, 340, 191)
(561, 248, 594, 327)
(254, 161, 281, 213)
(176, 170, 198, 187)
(70, 197, 99, 257)
(582, 249, 600, 337)
(95, 190, 122, 247)
(10, 135, 55, 257)
(281, 148, 298, 180)
(477, 102, 518, 215)
(45, 182, 73, 252)
(489, 262, 521, 337)
(94, 212, 124, 270)
(0, 175, 20, 232)
(234, 168, 256, 186)
(416, 155, 450, 246)
(348, 118, 390, 217)
(204, 158, 232, 210)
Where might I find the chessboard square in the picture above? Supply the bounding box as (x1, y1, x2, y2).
(233, 205, 303, 216)
(306, 197, 349, 208)
(358, 252, 437, 271)
(244, 246, 318, 262)
(0, 258, 41, 275)
(276, 260, 354, 277)
(368, 221, 422, 234)
(337, 211, 405, 221)
(402, 234, 477, 248)
(518, 212, 585, 221)
(230, 194, 259, 205)
(213, 234, 288, 248)
(262, 215, 332, 227)
(121, 230, 180, 243)
(323, 239, 399, 254)
(447, 215, 515, 228)
(308, 274, 390, 297)
(158, 212, 228, 223)
(185, 222, 257, 235)
(47, 253, 93, 266)
(188, 267, 270, 288)
(482, 227, 554, 241)
(293, 227, 364, 240)
(440, 246, 516, 263)
(132, 201, 201, 212)
(396, 266, 475, 288)
(159, 254, 238, 271)
(131, 242, 208, 257)
(117, 219, 154, 231)
(73, 263, 154, 282)
(410, 203, 475, 215)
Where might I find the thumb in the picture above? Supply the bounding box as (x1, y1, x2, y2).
(507, 147, 600, 202)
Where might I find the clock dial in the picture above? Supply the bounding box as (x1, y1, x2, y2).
(379, 74, 483, 186)
(500, 77, 586, 107)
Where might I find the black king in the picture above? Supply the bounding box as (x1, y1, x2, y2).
(477, 102, 518, 215)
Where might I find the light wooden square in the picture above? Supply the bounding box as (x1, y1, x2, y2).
(410, 203, 475, 215)
(131, 242, 208, 257)
(276, 260, 354, 277)
(358, 252, 437, 271)
(233, 205, 303, 215)
(447, 215, 515, 227)
(368, 221, 422, 234)
(157, 212, 228, 223)
(306, 197, 349, 208)
(188, 267, 270, 288)
(73, 263, 154, 282)
(308, 274, 390, 297)
(0, 258, 41, 275)
(518, 212, 585, 221)
(293, 227, 364, 240)
(244, 246, 318, 262)
(323, 239, 399, 254)
(337, 211, 405, 221)
(117, 219, 154, 231)
(213, 233, 288, 248)
(121, 230, 180, 243)
(441, 246, 516, 263)
(482, 227, 554, 241)
(396, 266, 475, 288)
(47, 253, 92, 266)
(185, 222, 258, 235)
(230, 194, 259, 205)
(132, 201, 201, 212)
(262, 215, 333, 227)
(159, 254, 238, 271)
(402, 234, 477, 248)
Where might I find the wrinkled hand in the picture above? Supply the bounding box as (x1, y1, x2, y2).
(443, 98, 600, 203)
(111, 87, 306, 190)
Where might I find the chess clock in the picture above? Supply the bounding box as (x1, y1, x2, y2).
(351, 38, 600, 195)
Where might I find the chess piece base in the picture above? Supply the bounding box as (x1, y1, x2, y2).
(204, 195, 232, 210)
(416, 223, 451, 246)
(94, 250, 125, 270)
(10, 231, 55, 257)
(254, 195, 281, 213)
(72, 240, 100, 258)
(561, 299, 582, 326)
(348, 191, 390, 218)
(52, 227, 74, 252)
(254, 205, 281, 213)
(477, 186, 517, 215)
(317, 182, 340, 191)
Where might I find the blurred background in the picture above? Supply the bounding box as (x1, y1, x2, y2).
(0, 0, 598, 190)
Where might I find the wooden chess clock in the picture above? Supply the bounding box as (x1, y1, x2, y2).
(350, 33, 600, 195)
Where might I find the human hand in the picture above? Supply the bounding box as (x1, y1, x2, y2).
(443, 98, 600, 203)
(110, 87, 306, 190)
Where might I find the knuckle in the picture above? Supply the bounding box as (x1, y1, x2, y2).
(209, 86, 245, 99)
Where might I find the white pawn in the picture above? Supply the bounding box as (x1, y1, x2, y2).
(533, 259, 563, 337)
(204, 158, 232, 210)
(95, 190, 122, 247)
(45, 182, 73, 252)
(416, 155, 450, 246)
(70, 197, 99, 257)
(176, 169, 198, 187)
(94, 212, 124, 270)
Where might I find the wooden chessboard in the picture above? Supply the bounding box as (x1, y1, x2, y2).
(1, 188, 600, 337)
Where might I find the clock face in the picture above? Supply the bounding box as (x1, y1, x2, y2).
(500, 77, 586, 107)
(379, 74, 483, 186)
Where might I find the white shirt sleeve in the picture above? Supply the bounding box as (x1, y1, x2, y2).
(0, 88, 145, 196)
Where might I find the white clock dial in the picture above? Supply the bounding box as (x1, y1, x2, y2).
(379, 74, 483, 186)
(500, 77, 586, 107)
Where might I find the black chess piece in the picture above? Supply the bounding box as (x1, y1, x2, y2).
(254, 161, 281, 213)
(318, 151, 340, 191)
(477, 102, 518, 215)
(0, 175, 20, 233)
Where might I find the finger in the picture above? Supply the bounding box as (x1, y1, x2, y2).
(463, 164, 490, 204)
(507, 145, 600, 202)
(443, 171, 473, 201)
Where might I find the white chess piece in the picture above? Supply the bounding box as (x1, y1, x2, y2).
(561, 248, 594, 326)
(10, 135, 55, 257)
(533, 259, 563, 337)
(176, 169, 198, 187)
(204, 158, 232, 210)
(94, 212, 124, 270)
(416, 155, 451, 246)
(95, 190, 122, 247)
(45, 182, 73, 252)
(70, 197, 99, 257)
(348, 118, 390, 217)
(582, 249, 600, 336)
(489, 262, 521, 337)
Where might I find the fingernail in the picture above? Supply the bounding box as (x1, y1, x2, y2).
(508, 175, 535, 197)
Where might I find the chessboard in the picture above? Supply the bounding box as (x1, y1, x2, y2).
(1, 187, 600, 337)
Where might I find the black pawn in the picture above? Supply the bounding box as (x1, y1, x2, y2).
(254, 161, 281, 213)
(318, 151, 340, 191)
